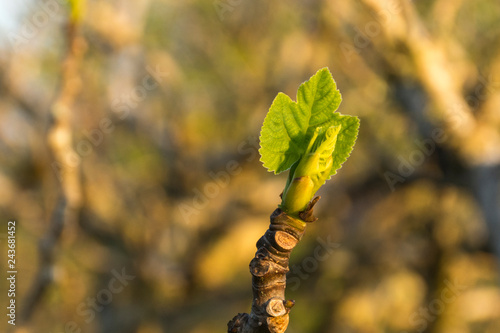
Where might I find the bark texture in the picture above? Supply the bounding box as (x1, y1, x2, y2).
(228, 197, 320, 333)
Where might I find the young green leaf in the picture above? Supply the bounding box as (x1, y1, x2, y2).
(259, 67, 359, 179)
(259, 68, 359, 215)
(322, 113, 360, 177)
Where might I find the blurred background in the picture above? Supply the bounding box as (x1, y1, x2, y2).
(0, 0, 499, 332)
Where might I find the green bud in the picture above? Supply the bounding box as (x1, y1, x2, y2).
(281, 175, 315, 215)
(281, 151, 321, 214)
(280, 125, 341, 216)
(293, 152, 320, 178)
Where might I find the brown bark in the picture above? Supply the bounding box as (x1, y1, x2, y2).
(227, 197, 320, 333)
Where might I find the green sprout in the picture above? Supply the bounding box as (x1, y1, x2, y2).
(259, 68, 360, 216)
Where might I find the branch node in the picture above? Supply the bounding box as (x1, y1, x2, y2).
(266, 298, 287, 317)
(274, 231, 298, 251)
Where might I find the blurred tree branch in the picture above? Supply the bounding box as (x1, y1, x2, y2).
(359, 0, 500, 262)
(0, 68, 40, 121)
(21, 8, 87, 325)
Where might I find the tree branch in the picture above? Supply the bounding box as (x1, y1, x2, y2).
(228, 197, 320, 333)
(21, 18, 86, 324)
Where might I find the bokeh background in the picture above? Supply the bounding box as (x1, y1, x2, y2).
(0, 0, 500, 332)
